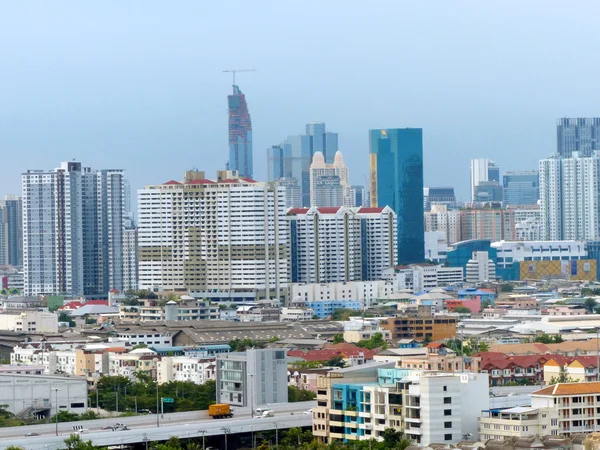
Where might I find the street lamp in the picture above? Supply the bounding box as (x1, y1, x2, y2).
(143, 433, 150, 450)
(247, 373, 255, 418)
(197, 429, 206, 450)
(154, 358, 160, 428)
(52, 388, 60, 436)
(221, 427, 230, 450)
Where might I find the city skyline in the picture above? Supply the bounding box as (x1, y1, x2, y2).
(1, 2, 598, 203)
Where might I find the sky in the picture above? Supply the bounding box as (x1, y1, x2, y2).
(0, 1, 599, 204)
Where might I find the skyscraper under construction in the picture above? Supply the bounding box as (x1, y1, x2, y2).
(227, 85, 253, 178)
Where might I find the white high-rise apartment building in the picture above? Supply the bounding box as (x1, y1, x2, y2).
(424, 204, 461, 244)
(287, 206, 397, 283)
(137, 170, 288, 300)
(22, 163, 126, 296)
(540, 152, 600, 240)
(309, 151, 351, 207)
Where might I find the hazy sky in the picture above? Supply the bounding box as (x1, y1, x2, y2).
(1, 1, 599, 204)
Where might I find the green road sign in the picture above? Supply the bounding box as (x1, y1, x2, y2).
(162, 397, 174, 403)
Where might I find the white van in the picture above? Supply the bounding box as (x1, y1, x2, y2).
(255, 408, 274, 418)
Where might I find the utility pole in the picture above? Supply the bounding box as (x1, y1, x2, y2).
(143, 433, 149, 450)
(275, 422, 278, 447)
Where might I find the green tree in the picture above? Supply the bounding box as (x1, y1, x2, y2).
(326, 355, 345, 368)
(453, 306, 472, 314)
(500, 283, 514, 293)
(534, 333, 563, 344)
(288, 386, 317, 402)
(480, 299, 492, 311)
(356, 332, 387, 350)
(78, 410, 100, 421)
(332, 334, 345, 344)
(52, 410, 80, 423)
(58, 312, 75, 327)
(132, 343, 149, 350)
(63, 434, 97, 450)
(585, 298, 597, 313)
(549, 365, 575, 384)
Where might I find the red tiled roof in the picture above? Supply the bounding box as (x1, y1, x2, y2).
(317, 207, 341, 214)
(186, 179, 215, 185)
(288, 208, 310, 215)
(533, 382, 600, 396)
(163, 180, 182, 185)
(288, 348, 377, 362)
(86, 300, 109, 306)
(59, 301, 84, 310)
(240, 177, 257, 183)
(357, 207, 384, 213)
(426, 342, 446, 349)
(218, 179, 239, 183)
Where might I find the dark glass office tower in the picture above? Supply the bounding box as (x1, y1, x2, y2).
(228, 85, 253, 178)
(369, 128, 424, 264)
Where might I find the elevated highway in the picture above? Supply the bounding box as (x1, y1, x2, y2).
(0, 401, 315, 449)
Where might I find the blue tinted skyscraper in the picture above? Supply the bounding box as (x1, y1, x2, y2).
(227, 85, 253, 178)
(369, 128, 424, 264)
(502, 170, 539, 206)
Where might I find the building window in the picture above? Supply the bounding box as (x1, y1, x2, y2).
(445, 422, 452, 429)
(445, 434, 452, 441)
(443, 397, 451, 404)
(443, 386, 447, 392)
(444, 409, 452, 416)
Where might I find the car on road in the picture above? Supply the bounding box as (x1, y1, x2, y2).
(25, 432, 39, 436)
(303, 408, 313, 415)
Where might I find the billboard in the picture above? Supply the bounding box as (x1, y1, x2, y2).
(519, 259, 597, 281)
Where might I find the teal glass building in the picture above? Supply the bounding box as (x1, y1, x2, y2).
(369, 128, 424, 264)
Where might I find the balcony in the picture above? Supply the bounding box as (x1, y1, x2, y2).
(405, 417, 422, 424)
(405, 428, 422, 436)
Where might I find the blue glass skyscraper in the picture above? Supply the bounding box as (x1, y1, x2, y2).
(370, 128, 424, 264)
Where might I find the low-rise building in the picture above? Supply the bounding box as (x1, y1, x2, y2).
(111, 327, 173, 348)
(531, 382, 600, 435)
(0, 373, 88, 419)
(379, 308, 457, 343)
(376, 342, 481, 373)
(156, 356, 215, 384)
(216, 349, 288, 407)
(313, 365, 489, 445)
(495, 295, 538, 310)
(306, 300, 362, 319)
(543, 356, 598, 384)
(108, 348, 158, 380)
(139, 297, 220, 322)
(479, 406, 560, 440)
(0, 310, 58, 333)
(479, 353, 552, 386)
(279, 307, 314, 322)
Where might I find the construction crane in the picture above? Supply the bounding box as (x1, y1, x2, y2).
(223, 69, 256, 86)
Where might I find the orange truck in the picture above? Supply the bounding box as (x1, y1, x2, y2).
(208, 403, 233, 419)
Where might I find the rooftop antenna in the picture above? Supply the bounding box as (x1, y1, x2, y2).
(222, 69, 257, 86)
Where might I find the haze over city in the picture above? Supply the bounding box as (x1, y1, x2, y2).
(1, 1, 599, 201)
